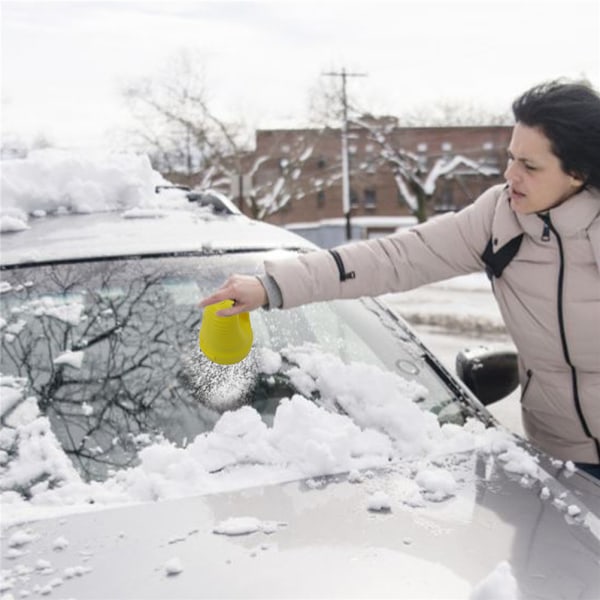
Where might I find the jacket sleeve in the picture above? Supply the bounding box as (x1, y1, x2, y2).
(264, 184, 503, 309)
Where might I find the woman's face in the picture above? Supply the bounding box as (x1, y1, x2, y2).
(504, 122, 583, 214)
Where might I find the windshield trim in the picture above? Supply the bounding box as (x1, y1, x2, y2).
(370, 297, 497, 427)
(0, 246, 311, 271)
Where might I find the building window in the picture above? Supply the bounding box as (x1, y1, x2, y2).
(317, 156, 326, 169)
(365, 161, 377, 175)
(350, 188, 359, 208)
(364, 188, 377, 209)
(416, 144, 428, 173)
(481, 142, 498, 167)
(316, 189, 325, 208)
(435, 181, 455, 213)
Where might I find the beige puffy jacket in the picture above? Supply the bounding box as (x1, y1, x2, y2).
(265, 184, 600, 464)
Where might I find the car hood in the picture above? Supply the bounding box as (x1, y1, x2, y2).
(2, 455, 599, 599)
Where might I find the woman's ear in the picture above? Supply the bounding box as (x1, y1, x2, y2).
(569, 172, 586, 188)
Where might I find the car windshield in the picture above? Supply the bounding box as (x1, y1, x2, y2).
(1, 251, 472, 482)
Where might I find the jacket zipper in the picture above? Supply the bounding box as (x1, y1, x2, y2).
(540, 214, 551, 241)
(521, 369, 533, 404)
(539, 214, 600, 460)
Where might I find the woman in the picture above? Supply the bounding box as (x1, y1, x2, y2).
(200, 80, 600, 479)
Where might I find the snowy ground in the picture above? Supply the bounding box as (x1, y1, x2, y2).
(383, 273, 524, 436)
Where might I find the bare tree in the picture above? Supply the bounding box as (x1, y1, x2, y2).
(307, 75, 345, 127)
(308, 77, 504, 223)
(248, 129, 341, 220)
(120, 48, 327, 220)
(353, 115, 500, 222)
(0, 259, 210, 492)
(121, 49, 250, 190)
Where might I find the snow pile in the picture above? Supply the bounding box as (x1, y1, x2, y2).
(0, 346, 542, 527)
(0, 149, 171, 231)
(0, 378, 82, 498)
(385, 272, 506, 334)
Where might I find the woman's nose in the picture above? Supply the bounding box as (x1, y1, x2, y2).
(504, 160, 518, 182)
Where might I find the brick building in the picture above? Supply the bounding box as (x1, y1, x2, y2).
(247, 121, 512, 229)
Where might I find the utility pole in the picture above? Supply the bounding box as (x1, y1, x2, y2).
(323, 68, 367, 240)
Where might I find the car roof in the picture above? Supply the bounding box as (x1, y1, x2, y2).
(0, 206, 316, 268)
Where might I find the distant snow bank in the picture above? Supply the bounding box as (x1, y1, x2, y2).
(385, 272, 506, 335)
(0, 149, 172, 232)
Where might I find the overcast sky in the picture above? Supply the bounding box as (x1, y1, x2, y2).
(2, 0, 599, 150)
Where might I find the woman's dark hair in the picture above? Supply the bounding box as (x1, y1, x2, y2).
(512, 80, 600, 189)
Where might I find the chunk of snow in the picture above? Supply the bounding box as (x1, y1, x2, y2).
(164, 557, 183, 576)
(8, 529, 37, 547)
(0, 216, 29, 233)
(367, 490, 392, 512)
(213, 516, 263, 536)
(470, 561, 519, 600)
(52, 536, 69, 551)
(415, 467, 458, 499)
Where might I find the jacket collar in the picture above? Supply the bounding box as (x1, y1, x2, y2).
(510, 186, 600, 239)
(491, 186, 525, 246)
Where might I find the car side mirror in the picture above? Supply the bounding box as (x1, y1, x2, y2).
(455, 345, 519, 406)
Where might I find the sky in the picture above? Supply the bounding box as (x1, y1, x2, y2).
(2, 0, 599, 151)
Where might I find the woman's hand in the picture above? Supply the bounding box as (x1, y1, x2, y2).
(199, 275, 267, 316)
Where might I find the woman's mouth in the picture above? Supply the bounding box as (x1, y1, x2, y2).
(510, 188, 526, 201)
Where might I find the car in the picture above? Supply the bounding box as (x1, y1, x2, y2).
(1, 180, 599, 600)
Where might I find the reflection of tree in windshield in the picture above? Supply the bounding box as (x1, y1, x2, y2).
(1, 255, 464, 493)
(0, 260, 225, 482)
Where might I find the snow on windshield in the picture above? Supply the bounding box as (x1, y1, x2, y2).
(0, 151, 551, 529)
(1, 344, 539, 524)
